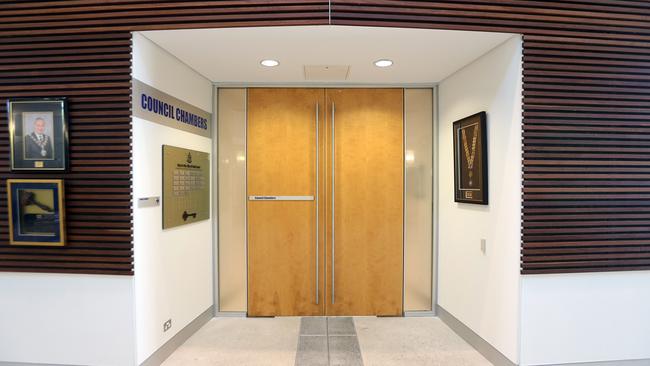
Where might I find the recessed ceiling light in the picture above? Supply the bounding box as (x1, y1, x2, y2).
(374, 59, 393, 68)
(260, 59, 279, 67)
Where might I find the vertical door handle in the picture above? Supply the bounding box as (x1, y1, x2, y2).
(331, 101, 335, 305)
(315, 102, 319, 305)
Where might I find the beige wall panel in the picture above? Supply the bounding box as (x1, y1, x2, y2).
(404, 88, 434, 311)
(217, 88, 247, 312)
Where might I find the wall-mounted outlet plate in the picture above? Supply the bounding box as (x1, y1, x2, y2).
(163, 319, 172, 332)
(480, 239, 487, 255)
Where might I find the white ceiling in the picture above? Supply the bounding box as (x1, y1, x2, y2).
(141, 26, 514, 85)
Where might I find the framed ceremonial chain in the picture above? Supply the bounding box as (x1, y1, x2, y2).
(453, 112, 488, 205)
(6, 179, 66, 246)
(8, 98, 69, 171)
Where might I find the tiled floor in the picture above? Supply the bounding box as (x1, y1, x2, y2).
(162, 316, 493, 366)
(295, 317, 363, 366)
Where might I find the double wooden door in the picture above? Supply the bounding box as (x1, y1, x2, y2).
(247, 88, 403, 316)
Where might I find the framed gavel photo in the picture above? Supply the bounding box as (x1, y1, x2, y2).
(6, 179, 66, 246)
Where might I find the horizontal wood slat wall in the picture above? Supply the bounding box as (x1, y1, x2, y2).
(0, 1, 330, 35)
(0, 32, 134, 275)
(2, 1, 648, 275)
(0, 1, 329, 275)
(329, 0, 650, 275)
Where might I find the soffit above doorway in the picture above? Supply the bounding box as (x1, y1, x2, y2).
(140, 26, 514, 84)
(304, 65, 351, 81)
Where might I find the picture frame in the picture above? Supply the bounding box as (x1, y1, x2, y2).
(7, 179, 66, 246)
(8, 98, 69, 171)
(453, 111, 488, 205)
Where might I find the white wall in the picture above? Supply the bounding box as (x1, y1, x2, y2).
(0, 273, 136, 365)
(0, 31, 215, 366)
(437, 35, 523, 364)
(520, 271, 650, 365)
(132, 32, 214, 364)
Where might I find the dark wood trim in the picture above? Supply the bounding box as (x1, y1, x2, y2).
(1, 1, 648, 275)
(329, 0, 650, 275)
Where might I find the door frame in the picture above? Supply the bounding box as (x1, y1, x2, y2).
(212, 83, 439, 317)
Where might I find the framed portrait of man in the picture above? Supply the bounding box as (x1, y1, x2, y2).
(453, 111, 488, 205)
(8, 98, 69, 171)
(7, 179, 66, 246)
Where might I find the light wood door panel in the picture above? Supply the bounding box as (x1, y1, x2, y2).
(325, 88, 404, 316)
(247, 88, 403, 317)
(247, 88, 325, 316)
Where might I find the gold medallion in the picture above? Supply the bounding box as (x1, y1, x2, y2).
(461, 125, 479, 187)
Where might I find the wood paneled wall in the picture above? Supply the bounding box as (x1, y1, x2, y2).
(0, 32, 134, 275)
(0, 1, 329, 275)
(1, 1, 648, 275)
(330, 0, 650, 274)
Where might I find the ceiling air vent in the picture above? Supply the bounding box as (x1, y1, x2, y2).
(304, 65, 350, 81)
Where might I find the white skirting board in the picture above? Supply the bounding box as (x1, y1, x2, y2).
(139, 305, 214, 366)
(436, 305, 517, 366)
(437, 305, 650, 366)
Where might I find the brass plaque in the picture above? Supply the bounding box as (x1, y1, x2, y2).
(162, 145, 210, 229)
